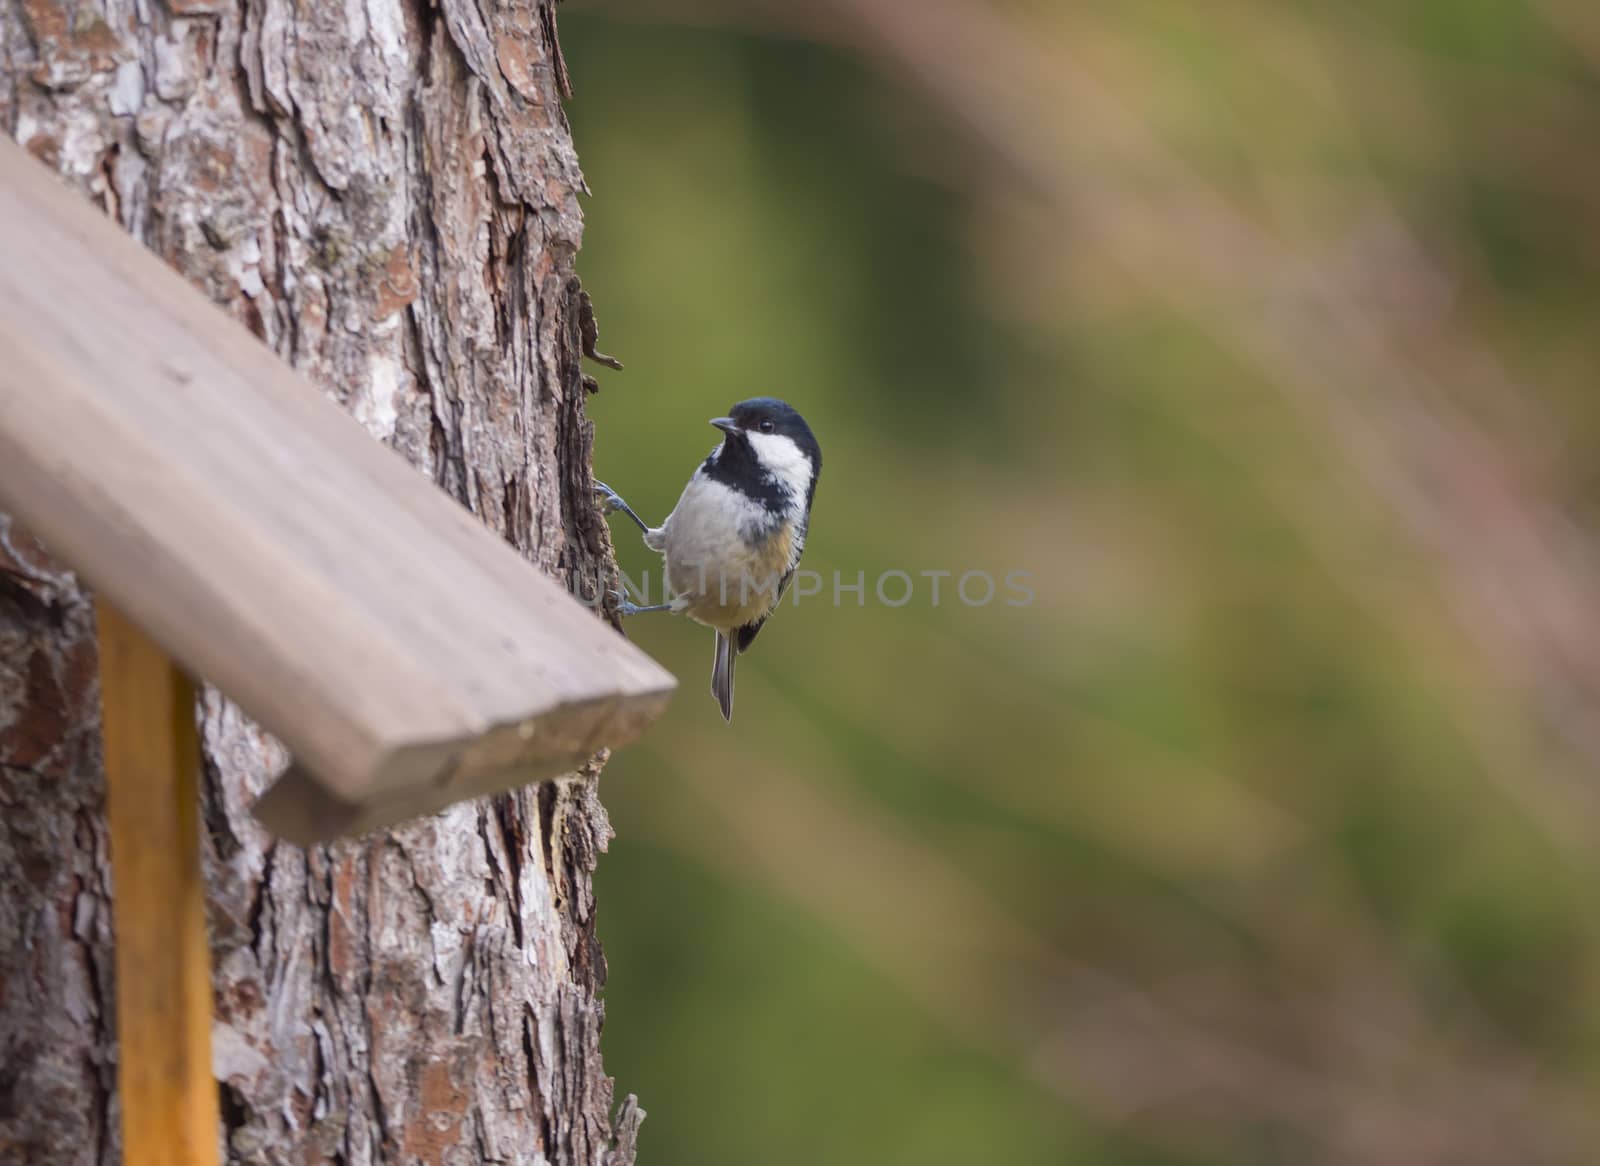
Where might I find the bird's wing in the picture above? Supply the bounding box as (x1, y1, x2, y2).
(736, 566, 795, 653)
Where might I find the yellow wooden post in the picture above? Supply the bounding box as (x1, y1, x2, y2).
(97, 601, 220, 1166)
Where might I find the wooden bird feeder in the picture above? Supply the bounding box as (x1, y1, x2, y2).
(0, 136, 674, 1165)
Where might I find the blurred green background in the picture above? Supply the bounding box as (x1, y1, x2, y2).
(564, 3, 1600, 1163)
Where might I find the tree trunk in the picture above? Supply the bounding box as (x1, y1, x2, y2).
(0, 3, 638, 1163)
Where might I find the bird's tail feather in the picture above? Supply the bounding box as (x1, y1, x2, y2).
(711, 631, 735, 722)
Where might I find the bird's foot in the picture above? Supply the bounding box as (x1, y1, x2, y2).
(592, 481, 653, 535)
(610, 588, 674, 618)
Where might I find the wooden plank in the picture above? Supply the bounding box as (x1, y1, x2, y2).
(97, 601, 220, 1166)
(0, 136, 675, 840)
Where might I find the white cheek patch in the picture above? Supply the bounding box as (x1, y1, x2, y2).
(745, 431, 814, 501)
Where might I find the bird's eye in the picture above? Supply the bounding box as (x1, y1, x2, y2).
(759, 420, 775, 433)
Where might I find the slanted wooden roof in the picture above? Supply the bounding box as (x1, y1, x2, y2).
(0, 136, 674, 843)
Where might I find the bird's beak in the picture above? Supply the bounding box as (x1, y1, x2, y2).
(710, 417, 738, 435)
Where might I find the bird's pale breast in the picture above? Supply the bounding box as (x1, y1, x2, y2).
(660, 477, 796, 630)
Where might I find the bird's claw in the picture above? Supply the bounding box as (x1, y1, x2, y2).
(606, 587, 674, 618)
(592, 480, 654, 535)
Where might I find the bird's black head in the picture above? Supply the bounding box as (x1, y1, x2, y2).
(719, 398, 820, 464)
(707, 397, 821, 515)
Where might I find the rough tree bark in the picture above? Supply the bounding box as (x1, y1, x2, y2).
(0, 2, 640, 1163)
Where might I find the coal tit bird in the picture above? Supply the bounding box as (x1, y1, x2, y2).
(595, 397, 821, 721)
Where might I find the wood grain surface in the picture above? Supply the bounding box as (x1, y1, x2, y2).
(0, 136, 675, 841)
(97, 601, 220, 1166)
